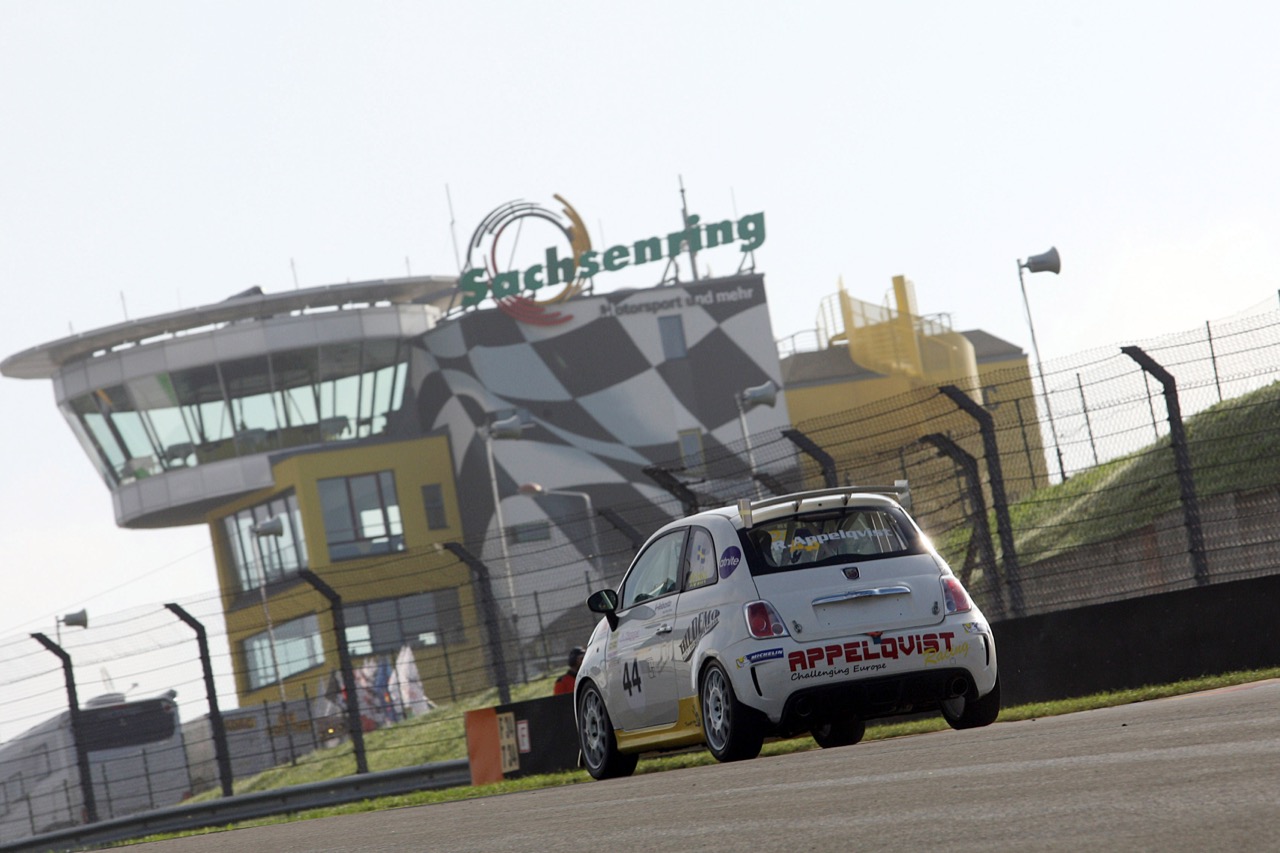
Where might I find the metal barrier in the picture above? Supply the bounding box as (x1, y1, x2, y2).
(0, 759, 470, 853)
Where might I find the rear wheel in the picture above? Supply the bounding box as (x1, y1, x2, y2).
(941, 676, 1001, 730)
(577, 682, 638, 779)
(811, 716, 866, 749)
(700, 661, 764, 762)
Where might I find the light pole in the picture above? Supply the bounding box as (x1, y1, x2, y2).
(1017, 246, 1067, 482)
(519, 482, 602, 573)
(483, 414, 525, 614)
(250, 515, 289, 706)
(736, 380, 779, 498)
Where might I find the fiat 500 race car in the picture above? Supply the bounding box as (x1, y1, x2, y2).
(574, 484, 999, 779)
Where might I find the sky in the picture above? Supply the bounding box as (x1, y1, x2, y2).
(3, 1, 1280, 733)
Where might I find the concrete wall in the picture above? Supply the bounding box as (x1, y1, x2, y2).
(995, 572, 1280, 706)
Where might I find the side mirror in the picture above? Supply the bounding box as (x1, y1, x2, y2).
(587, 589, 619, 630)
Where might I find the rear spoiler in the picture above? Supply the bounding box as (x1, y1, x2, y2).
(737, 481, 911, 528)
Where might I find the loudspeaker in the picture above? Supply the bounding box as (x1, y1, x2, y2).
(62, 609, 89, 629)
(1022, 246, 1061, 275)
(739, 380, 779, 412)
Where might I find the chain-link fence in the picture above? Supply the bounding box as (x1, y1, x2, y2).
(6, 305, 1280, 839)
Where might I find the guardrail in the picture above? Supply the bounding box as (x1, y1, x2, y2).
(1, 759, 471, 853)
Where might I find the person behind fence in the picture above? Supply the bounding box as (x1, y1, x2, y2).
(554, 647, 585, 695)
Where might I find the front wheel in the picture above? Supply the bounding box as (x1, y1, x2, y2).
(700, 661, 764, 762)
(577, 682, 638, 779)
(811, 716, 866, 749)
(941, 676, 1001, 730)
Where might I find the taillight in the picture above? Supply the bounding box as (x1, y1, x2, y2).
(942, 576, 972, 614)
(744, 601, 789, 638)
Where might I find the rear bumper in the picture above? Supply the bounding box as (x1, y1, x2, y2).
(722, 618, 998, 731)
(777, 667, 974, 734)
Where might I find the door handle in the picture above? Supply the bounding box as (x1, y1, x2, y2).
(655, 623, 672, 634)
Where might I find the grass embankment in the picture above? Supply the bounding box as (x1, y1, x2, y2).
(939, 380, 1280, 567)
(151, 666, 1279, 845)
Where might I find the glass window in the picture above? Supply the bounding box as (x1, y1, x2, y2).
(56, 341, 411, 486)
(658, 315, 687, 360)
(684, 527, 717, 591)
(318, 471, 405, 561)
(620, 529, 688, 609)
(744, 507, 921, 574)
(421, 484, 448, 530)
(678, 429, 704, 473)
(244, 613, 324, 690)
(343, 589, 464, 655)
(222, 492, 306, 592)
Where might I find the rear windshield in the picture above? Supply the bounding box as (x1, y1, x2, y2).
(742, 506, 922, 574)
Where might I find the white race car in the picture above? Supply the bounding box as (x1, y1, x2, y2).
(574, 485, 999, 779)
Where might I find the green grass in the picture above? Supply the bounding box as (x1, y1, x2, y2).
(938, 380, 1280, 569)
(192, 677, 563, 799)
(137, 666, 1279, 846)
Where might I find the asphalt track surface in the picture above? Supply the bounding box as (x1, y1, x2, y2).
(136, 680, 1280, 853)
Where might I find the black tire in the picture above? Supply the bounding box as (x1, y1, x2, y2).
(700, 661, 764, 762)
(941, 676, 1001, 730)
(577, 682, 638, 780)
(811, 716, 866, 749)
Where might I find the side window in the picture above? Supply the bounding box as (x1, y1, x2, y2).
(620, 530, 687, 609)
(318, 471, 405, 560)
(684, 527, 717, 591)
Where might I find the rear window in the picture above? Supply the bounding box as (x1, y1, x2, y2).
(743, 507, 921, 574)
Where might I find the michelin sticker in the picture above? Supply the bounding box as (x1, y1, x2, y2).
(719, 546, 742, 579)
(736, 648, 785, 668)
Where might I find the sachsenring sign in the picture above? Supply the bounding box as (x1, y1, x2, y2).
(460, 195, 766, 312)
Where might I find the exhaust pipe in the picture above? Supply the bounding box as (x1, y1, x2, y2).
(947, 676, 969, 698)
(795, 697, 814, 718)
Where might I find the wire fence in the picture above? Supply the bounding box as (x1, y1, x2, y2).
(5, 304, 1280, 839)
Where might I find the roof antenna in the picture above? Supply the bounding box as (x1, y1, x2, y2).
(679, 175, 700, 282)
(120, 291, 129, 321)
(446, 184, 463, 274)
(291, 258, 300, 290)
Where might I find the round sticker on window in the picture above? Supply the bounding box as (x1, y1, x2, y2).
(718, 546, 742, 579)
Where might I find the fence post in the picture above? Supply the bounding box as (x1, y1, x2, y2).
(164, 603, 234, 798)
(439, 634, 457, 703)
(262, 700, 278, 766)
(781, 428, 838, 488)
(1206, 320, 1223, 402)
(597, 507, 645, 550)
(1012, 397, 1039, 491)
(533, 591, 551, 674)
(442, 543, 513, 705)
(920, 433, 1005, 619)
(297, 569, 369, 773)
(1143, 372, 1161, 440)
(1120, 346, 1210, 585)
(938, 385, 1024, 617)
(1076, 373, 1100, 467)
(642, 465, 700, 516)
(30, 633, 98, 824)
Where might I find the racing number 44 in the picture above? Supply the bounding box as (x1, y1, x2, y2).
(622, 660, 643, 695)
